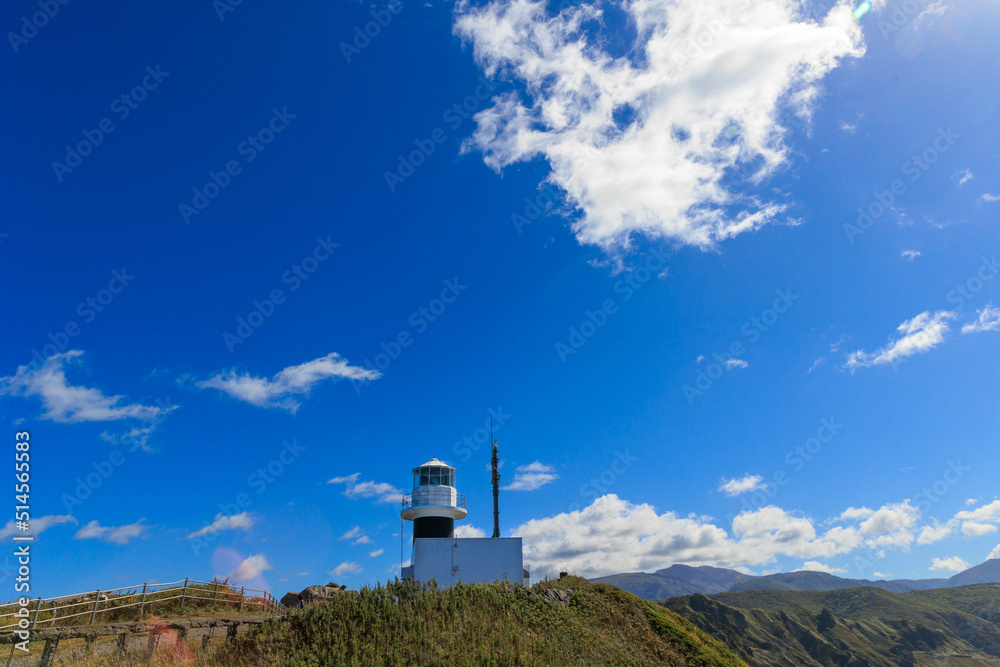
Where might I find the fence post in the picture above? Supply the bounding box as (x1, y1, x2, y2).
(89, 590, 101, 625)
(238, 586, 245, 612)
(211, 582, 219, 612)
(138, 583, 148, 619)
(30, 597, 42, 630)
(179, 578, 188, 612)
(39, 638, 59, 667)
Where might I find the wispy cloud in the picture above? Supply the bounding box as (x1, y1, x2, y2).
(329, 475, 403, 504)
(961, 304, 1000, 334)
(368, 549, 384, 558)
(188, 512, 255, 539)
(0, 515, 76, 540)
(197, 352, 379, 413)
(0, 351, 174, 424)
(331, 561, 362, 577)
(75, 519, 149, 545)
(718, 474, 766, 497)
(845, 310, 955, 371)
(953, 168, 973, 186)
(981, 193, 1000, 203)
(454, 0, 864, 251)
(230, 553, 272, 581)
(503, 461, 558, 491)
(901, 250, 921, 261)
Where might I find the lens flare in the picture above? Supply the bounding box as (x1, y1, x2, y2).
(853, 1, 872, 19)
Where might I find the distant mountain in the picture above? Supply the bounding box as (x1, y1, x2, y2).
(949, 558, 1000, 586)
(593, 559, 1000, 600)
(727, 570, 916, 594)
(653, 564, 757, 594)
(592, 564, 758, 599)
(663, 583, 1000, 666)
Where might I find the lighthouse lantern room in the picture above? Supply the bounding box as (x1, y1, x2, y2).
(401, 458, 467, 538)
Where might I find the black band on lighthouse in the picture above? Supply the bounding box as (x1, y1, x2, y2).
(413, 516, 454, 538)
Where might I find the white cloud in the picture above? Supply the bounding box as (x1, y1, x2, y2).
(74, 519, 148, 545)
(339, 526, 363, 540)
(188, 512, 255, 539)
(329, 476, 403, 505)
(0, 515, 76, 540)
(961, 304, 1000, 334)
(917, 520, 955, 545)
(368, 549, 384, 558)
(197, 352, 379, 413)
(954, 168, 973, 186)
(512, 494, 861, 579)
(961, 522, 998, 538)
(331, 561, 363, 577)
(930, 556, 969, 572)
(857, 500, 920, 551)
(455, 524, 487, 538)
(0, 351, 174, 424)
(726, 358, 748, 370)
(981, 193, 1000, 203)
(807, 357, 825, 374)
(837, 507, 874, 522)
(989, 544, 1000, 560)
(966, 498, 980, 506)
(503, 461, 558, 491)
(873, 571, 891, 579)
(800, 561, 846, 574)
(353, 536, 372, 545)
(230, 554, 272, 581)
(954, 500, 1000, 538)
(454, 0, 864, 251)
(718, 474, 766, 497)
(845, 310, 955, 371)
(839, 122, 857, 134)
(901, 250, 921, 261)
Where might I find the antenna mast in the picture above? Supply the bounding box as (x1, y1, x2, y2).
(491, 416, 500, 538)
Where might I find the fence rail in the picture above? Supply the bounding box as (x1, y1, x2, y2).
(0, 578, 279, 632)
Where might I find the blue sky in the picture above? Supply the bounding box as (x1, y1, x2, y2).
(1, 0, 999, 597)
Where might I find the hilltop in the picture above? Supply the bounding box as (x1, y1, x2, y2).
(662, 583, 1000, 667)
(209, 577, 747, 666)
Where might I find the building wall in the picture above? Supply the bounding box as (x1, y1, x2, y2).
(411, 537, 524, 586)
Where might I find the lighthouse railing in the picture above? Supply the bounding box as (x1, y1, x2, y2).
(402, 490, 465, 511)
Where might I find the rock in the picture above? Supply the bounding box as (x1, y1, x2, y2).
(300, 585, 330, 603)
(280, 592, 300, 608)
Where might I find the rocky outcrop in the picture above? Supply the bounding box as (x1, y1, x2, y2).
(280, 585, 357, 608)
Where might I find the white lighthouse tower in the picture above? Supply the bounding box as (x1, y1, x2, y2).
(400, 457, 528, 586)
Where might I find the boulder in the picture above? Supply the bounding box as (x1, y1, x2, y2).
(280, 592, 300, 608)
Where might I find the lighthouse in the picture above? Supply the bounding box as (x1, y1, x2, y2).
(400, 457, 528, 586)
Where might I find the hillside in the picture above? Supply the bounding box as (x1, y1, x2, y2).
(211, 577, 748, 666)
(663, 583, 1000, 667)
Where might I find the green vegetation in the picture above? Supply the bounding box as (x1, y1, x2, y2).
(663, 583, 1000, 667)
(209, 576, 747, 666)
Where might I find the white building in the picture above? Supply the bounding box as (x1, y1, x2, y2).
(400, 458, 528, 586)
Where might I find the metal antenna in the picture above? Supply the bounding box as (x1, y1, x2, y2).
(491, 416, 500, 538)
